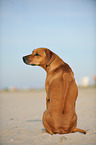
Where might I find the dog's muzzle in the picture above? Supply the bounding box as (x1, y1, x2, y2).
(23, 56, 37, 66)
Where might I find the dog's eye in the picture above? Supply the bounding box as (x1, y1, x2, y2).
(35, 53, 40, 56)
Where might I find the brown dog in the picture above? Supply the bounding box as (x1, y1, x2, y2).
(23, 48, 86, 134)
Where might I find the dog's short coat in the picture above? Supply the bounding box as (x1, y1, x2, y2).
(23, 48, 86, 134)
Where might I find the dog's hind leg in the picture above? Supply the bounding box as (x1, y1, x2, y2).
(42, 110, 54, 134)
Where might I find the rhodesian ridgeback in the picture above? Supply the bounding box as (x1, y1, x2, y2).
(23, 48, 86, 134)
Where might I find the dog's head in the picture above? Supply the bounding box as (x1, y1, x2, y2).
(23, 48, 55, 69)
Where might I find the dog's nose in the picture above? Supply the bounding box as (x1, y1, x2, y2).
(23, 56, 26, 63)
(23, 56, 28, 64)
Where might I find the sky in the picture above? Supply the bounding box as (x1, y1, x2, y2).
(0, 0, 96, 89)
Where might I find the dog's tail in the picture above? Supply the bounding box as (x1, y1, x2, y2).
(72, 128, 86, 134)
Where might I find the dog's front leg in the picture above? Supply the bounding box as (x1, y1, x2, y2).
(45, 78, 50, 109)
(46, 97, 50, 109)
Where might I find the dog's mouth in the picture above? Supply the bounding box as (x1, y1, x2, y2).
(31, 64, 37, 66)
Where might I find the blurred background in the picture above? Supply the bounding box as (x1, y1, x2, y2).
(0, 0, 96, 90)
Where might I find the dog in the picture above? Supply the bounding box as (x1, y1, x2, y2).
(23, 47, 86, 134)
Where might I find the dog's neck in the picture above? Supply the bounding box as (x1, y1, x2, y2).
(44, 55, 74, 76)
(45, 56, 64, 74)
(46, 58, 55, 69)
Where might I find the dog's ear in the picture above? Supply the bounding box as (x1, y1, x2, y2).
(45, 49, 55, 66)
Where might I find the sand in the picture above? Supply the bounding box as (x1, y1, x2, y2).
(0, 88, 96, 145)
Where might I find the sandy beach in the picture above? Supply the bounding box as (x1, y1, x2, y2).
(0, 88, 96, 145)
